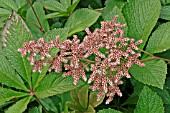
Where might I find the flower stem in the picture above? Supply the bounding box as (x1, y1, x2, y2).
(29, 87, 48, 113)
(34, 95, 49, 113)
(139, 49, 170, 63)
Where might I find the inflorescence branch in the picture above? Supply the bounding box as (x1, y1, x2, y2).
(18, 15, 145, 104)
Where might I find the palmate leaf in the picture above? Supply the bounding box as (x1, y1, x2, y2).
(0, 87, 28, 104)
(0, 0, 18, 11)
(65, 8, 101, 36)
(5, 96, 32, 113)
(135, 86, 164, 113)
(43, 0, 67, 12)
(32, 28, 69, 90)
(130, 60, 167, 89)
(0, 8, 11, 16)
(0, 55, 27, 91)
(146, 22, 170, 54)
(26, 2, 49, 38)
(35, 73, 84, 99)
(2, 12, 33, 86)
(122, 0, 161, 49)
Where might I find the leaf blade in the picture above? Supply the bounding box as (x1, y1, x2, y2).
(135, 86, 164, 113)
(146, 22, 170, 53)
(35, 73, 84, 99)
(6, 96, 32, 113)
(130, 60, 167, 89)
(65, 8, 101, 36)
(0, 87, 28, 104)
(3, 12, 32, 86)
(122, 0, 161, 49)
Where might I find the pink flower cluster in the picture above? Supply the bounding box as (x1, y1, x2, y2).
(18, 16, 144, 104)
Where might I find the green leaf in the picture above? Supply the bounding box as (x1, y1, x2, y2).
(155, 49, 170, 59)
(0, 87, 28, 104)
(89, 92, 104, 108)
(35, 73, 84, 99)
(6, 96, 32, 113)
(40, 98, 58, 112)
(151, 86, 170, 104)
(103, 6, 128, 37)
(26, 2, 49, 38)
(135, 86, 164, 113)
(45, 12, 68, 19)
(0, 55, 27, 91)
(123, 77, 144, 105)
(160, 6, 170, 20)
(66, 101, 80, 111)
(44, 27, 69, 41)
(29, 106, 42, 113)
(15, 0, 27, 9)
(32, 28, 69, 90)
(65, 8, 101, 36)
(0, 8, 11, 16)
(130, 60, 167, 89)
(3, 12, 32, 86)
(0, 0, 18, 11)
(122, 0, 161, 49)
(78, 85, 89, 109)
(85, 105, 95, 113)
(43, 0, 67, 12)
(67, 0, 80, 14)
(102, 0, 126, 17)
(146, 22, 170, 53)
(98, 108, 122, 113)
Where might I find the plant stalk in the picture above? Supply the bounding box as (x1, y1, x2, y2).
(139, 49, 170, 63)
(27, 0, 45, 34)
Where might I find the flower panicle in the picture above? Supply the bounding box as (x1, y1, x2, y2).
(18, 15, 144, 104)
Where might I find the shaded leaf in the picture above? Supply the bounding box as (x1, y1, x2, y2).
(135, 86, 164, 113)
(40, 98, 58, 112)
(98, 108, 122, 113)
(146, 22, 170, 53)
(89, 92, 105, 108)
(130, 60, 167, 89)
(78, 85, 89, 109)
(66, 101, 80, 111)
(35, 73, 84, 99)
(29, 106, 42, 113)
(123, 0, 161, 49)
(85, 105, 95, 113)
(65, 8, 101, 36)
(6, 96, 32, 113)
(151, 86, 170, 104)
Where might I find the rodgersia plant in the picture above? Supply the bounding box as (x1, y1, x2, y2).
(18, 16, 144, 104)
(1, 0, 170, 113)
